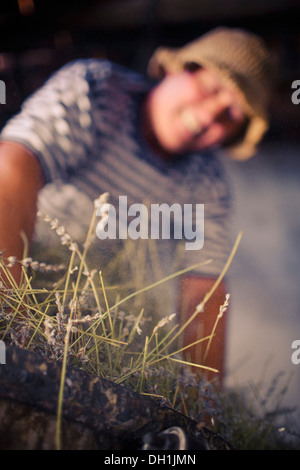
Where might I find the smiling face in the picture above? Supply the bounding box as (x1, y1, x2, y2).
(143, 66, 248, 157)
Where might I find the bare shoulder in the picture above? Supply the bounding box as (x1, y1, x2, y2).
(0, 141, 45, 188)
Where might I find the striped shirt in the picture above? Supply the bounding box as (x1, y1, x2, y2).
(0, 59, 232, 277)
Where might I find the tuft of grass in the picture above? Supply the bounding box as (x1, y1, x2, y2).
(0, 193, 299, 450)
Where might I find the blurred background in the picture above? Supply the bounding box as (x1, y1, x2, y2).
(0, 0, 299, 430)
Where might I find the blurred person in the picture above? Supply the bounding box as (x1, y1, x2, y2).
(0, 27, 276, 382)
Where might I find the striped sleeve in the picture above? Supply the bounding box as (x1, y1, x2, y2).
(0, 60, 104, 183)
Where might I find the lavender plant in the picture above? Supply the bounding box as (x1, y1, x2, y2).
(0, 193, 297, 450)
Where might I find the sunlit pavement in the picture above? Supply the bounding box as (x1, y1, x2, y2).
(223, 141, 300, 429)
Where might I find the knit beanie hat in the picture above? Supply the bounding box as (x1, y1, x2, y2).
(147, 27, 277, 160)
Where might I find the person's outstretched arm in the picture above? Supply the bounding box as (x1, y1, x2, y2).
(179, 274, 228, 385)
(0, 141, 45, 284)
